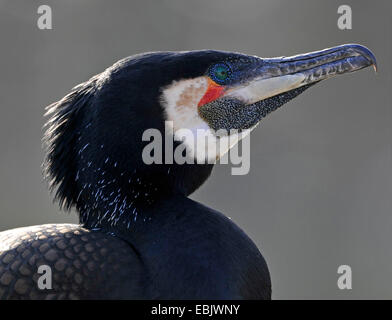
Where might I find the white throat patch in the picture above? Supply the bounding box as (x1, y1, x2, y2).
(160, 77, 253, 163)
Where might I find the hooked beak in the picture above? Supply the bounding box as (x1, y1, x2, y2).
(226, 44, 377, 104)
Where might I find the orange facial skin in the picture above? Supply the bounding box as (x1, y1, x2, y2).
(198, 78, 225, 107)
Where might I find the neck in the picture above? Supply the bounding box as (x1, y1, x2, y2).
(74, 145, 214, 230)
(84, 193, 230, 253)
(81, 191, 199, 253)
(77, 171, 173, 230)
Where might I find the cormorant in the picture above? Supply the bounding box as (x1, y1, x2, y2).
(0, 44, 376, 299)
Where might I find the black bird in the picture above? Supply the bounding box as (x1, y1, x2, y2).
(0, 44, 376, 299)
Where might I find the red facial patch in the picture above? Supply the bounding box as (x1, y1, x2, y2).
(198, 79, 225, 107)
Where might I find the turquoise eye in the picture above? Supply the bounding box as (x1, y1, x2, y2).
(214, 66, 229, 80)
(210, 63, 231, 83)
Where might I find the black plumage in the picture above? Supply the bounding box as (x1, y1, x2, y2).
(1, 51, 272, 299)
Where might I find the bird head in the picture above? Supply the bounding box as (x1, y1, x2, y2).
(44, 44, 376, 226)
(161, 44, 376, 162)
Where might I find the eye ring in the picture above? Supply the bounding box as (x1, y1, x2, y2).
(209, 63, 232, 84)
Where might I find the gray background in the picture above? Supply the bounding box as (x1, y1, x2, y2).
(0, 0, 391, 299)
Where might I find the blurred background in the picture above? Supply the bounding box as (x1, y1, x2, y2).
(0, 0, 391, 299)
